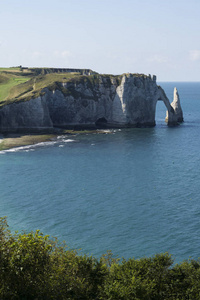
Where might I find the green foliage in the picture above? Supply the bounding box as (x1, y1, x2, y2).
(1, 217, 200, 299)
(0, 217, 107, 299)
(101, 253, 173, 300)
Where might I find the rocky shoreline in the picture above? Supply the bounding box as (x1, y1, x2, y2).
(0, 133, 57, 151)
(0, 129, 111, 151)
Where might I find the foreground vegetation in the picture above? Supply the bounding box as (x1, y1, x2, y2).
(1, 217, 200, 299)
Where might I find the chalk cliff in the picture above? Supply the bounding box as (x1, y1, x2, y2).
(0, 73, 183, 132)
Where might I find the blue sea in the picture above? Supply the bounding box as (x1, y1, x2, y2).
(0, 82, 200, 263)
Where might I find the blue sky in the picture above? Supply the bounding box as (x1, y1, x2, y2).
(0, 0, 200, 81)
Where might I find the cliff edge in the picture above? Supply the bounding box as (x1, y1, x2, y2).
(0, 68, 183, 132)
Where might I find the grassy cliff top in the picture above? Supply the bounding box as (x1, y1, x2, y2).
(0, 67, 150, 107)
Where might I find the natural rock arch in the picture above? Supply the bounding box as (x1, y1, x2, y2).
(157, 86, 183, 125)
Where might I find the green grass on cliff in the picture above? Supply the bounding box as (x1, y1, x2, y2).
(0, 73, 30, 102)
(0, 68, 82, 106)
(0, 67, 120, 106)
(0, 67, 22, 72)
(0, 67, 148, 107)
(6, 73, 81, 102)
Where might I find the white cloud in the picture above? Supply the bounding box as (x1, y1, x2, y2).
(189, 50, 200, 61)
(147, 54, 169, 64)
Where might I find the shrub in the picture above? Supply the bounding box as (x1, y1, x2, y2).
(1, 217, 200, 299)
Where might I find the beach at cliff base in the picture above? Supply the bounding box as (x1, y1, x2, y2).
(0, 129, 113, 151)
(0, 134, 57, 151)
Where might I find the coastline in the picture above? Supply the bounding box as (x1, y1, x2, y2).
(0, 133, 57, 151)
(0, 129, 110, 151)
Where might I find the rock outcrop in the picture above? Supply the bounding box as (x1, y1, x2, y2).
(165, 87, 183, 123)
(0, 73, 183, 132)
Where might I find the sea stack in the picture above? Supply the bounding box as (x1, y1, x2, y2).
(165, 87, 183, 124)
(171, 87, 184, 122)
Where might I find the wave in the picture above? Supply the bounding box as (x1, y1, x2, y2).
(62, 139, 76, 143)
(97, 129, 121, 134)
(0, 141, 57, 154)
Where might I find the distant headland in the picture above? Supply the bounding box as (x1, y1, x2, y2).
(0, 67, 183, 133)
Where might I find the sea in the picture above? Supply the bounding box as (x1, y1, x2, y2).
(0, 82, 200, 263)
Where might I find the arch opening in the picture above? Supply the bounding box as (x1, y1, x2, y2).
(155, 100, 168, 126)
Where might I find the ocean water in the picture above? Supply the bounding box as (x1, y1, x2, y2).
(0, 82, 200, 263)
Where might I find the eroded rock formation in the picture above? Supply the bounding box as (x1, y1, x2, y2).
(0, 73, 183, 132)
(165, 87, 183, 123)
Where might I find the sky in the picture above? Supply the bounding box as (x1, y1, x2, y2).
(0, 0, 200, 81)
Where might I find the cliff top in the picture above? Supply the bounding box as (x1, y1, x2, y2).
(0, 67, 153, 107)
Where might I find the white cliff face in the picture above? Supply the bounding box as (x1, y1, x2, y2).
(0, 97, 53, 132)
(44, 78, 116, 127)
(112, 74, 159, 126)
(0, 74, 183, 132)
(43, 74, 160, 128)
(112, 75, 127, 124)
(123, 74, 159, 125)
